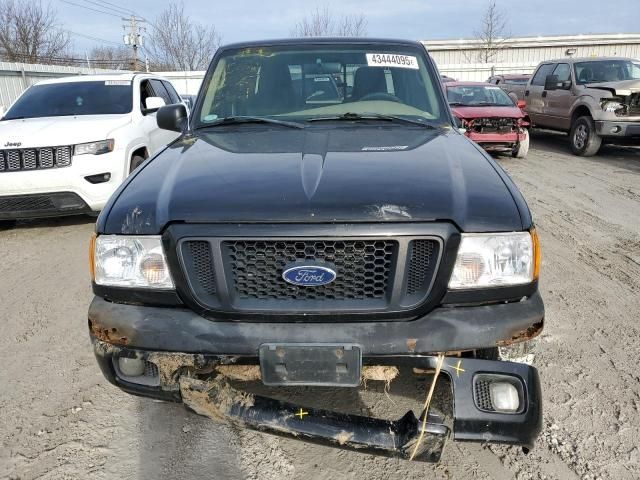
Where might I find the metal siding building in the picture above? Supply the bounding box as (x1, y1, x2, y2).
(422, 33, 640, 81)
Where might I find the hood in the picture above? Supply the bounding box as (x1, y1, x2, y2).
(450, 105, 524, 120)
(586, 79, 640, 96)
(101, 125, 525, 234)
(0, 115, 131, 148)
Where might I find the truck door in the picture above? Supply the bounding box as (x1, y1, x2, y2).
(544, 63, 574, 130)
(525, 63, 555, 127)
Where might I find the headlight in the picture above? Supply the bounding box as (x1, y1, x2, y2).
(448, 230, 540, 289)
(601, 100, 626, 115)
(75, 139, 115, 155)
(92, 235, 174, 289)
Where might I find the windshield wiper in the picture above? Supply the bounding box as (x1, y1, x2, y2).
(197, 116, 305, 129)
(307, 112, 436, 128)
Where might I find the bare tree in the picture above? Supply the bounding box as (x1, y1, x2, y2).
(473, 0, 510, 63)
(0, 0, 71, 64)
(292, 6, 367, 37)
(145, 1, 221, 71)
(88, 45, 131, 70)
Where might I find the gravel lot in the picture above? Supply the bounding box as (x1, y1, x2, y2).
(1, 130, 639, 480)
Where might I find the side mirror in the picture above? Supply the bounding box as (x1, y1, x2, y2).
(143, 96, 166, 114)
(157, 103, 188, 132)
(517, 100, 527, 109)
(544, 74, 559, 91)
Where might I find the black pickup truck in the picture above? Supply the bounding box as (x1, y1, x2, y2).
(88, 38, 544, 462)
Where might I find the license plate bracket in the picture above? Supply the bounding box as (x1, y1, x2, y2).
(259, 343, 362, 387)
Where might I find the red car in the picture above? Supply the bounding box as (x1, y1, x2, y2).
(446, 82, 530, 158)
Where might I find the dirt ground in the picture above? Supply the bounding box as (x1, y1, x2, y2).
(1, 130, 639, 479)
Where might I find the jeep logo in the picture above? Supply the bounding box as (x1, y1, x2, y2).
(4, 141, 21, 148)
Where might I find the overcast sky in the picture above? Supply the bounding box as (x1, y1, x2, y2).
(53, 0, 639, 55)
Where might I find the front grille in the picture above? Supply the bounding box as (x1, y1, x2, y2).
(470, 117, 517, 134)
(179, 236, 441, 317)
(189, 241, 218, 295)
(0, 195, 55, 212)
(225, 240, 396, 300)
(0, 146, 73, 172)
(407, 240, 436, 295)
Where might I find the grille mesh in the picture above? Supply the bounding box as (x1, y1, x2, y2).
(0, 146, 73, 172)
(407, 240, 436, 295)
(0, 195, 55, 212)
(189, 241, 217, 295)
(224, 240, 396, 300)
(474, 379, 495, 412)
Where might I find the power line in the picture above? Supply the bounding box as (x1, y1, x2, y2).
(80, 0, 135, 16)
(58, 0, 122, 18)
(67, 30, 123, 47)
(92, 0, 139, 15)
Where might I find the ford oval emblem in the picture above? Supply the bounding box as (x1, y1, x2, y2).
(282, 264, 337, 286)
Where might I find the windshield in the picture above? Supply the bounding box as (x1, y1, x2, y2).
(195, 44, 445, 126)
(575, 60, 640, 84)
(3, 80, 132, 120)
(446, 85, 514, 106)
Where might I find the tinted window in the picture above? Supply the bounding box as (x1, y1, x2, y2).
(531, 64, 555, 86)
(553, 63, 571, 82)
(446, 85, 514, 106)
(150, 79, 172, 105)
(3, 81, 132, 120)
(197, 44, 444, 125)
(163, 81, 182, 104)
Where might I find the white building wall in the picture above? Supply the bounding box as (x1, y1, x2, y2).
(423, 33, 640, 82)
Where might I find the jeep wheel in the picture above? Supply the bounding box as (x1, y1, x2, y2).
(512, 130, 530, 158)
(129, 154, 146, 173)
(570, 116, 602, 156)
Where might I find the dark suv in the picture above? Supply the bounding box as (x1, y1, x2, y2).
(88, 38, 544, 462)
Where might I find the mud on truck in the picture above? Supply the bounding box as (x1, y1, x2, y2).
(88, 38, 544, 462)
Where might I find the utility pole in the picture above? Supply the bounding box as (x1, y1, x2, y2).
(122, 15, 145, 71)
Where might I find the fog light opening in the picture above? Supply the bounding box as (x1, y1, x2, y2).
(118, 357, 145, 377)
(85, 172, 111, 184)
(489, 382, 520, 413)
(610, 126, 621, 134)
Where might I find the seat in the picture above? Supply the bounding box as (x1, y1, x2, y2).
(252, 62, 296, 115)
(578, 68, 593, 83)
(351, 66, 387, 101)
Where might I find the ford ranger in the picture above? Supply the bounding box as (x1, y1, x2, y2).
(88, 38, 544, 462)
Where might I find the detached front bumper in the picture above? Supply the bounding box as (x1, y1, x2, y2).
(88, 293, 544, 460)
(92, 341, 541, 461)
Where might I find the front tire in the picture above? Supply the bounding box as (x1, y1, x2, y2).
(570, 116, 602, 156)
(512, 129, 530, 158)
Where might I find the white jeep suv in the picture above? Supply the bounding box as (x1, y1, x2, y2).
(0, 73, 184, 220)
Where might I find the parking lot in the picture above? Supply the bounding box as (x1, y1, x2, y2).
(0, 130, 638, 480)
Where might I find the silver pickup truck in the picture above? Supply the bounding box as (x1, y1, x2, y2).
(524, 57, 640, 156)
